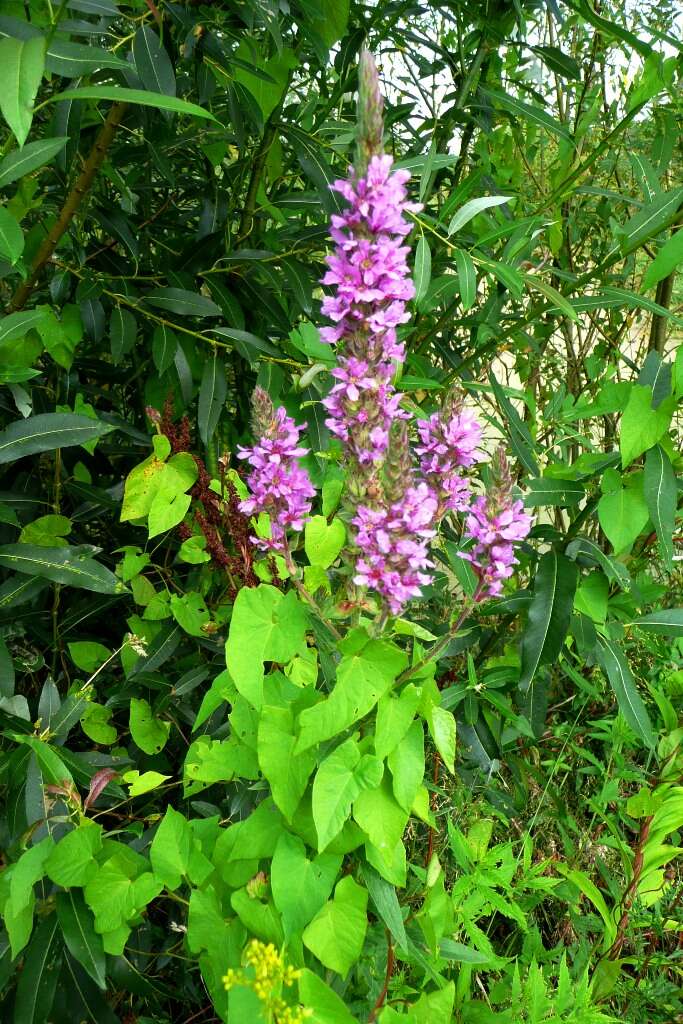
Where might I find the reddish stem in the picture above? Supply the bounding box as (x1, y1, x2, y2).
(369, 930, 394, 1022)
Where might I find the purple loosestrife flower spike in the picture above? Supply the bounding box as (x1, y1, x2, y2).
(320, 152, 421, 493)
(416, 391, 483, 519)
(351, 422, 439, 614)
(237, 387, 315, 555)
(352, 482, 438, 615)
(461, 446, 533, 598)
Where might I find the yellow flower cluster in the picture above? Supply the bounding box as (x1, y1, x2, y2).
(222, 940, 311, 1024)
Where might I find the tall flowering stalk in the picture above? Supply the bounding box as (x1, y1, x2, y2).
(237, 387, 315, 555)
(321, 51, 420, 504)
(237, 50, 531, 619)
(461, 447, 533, 598)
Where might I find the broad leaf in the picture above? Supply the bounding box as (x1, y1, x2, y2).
(302, 876, 368, 978)
(226, 585, 308, 708)
(271, 832, 341, 939)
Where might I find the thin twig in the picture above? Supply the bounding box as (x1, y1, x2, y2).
(397, 585, 481, 684)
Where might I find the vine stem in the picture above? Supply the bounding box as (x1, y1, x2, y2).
(606, 814, 654, 961)
(368, 929, 394, 1022)
(397, 583, 483, 684)
(281, 541, 342, 641)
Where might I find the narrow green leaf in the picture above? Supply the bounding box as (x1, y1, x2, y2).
(479, 86, 574, 143)
(133, 26, 176, 98)
(565, 536, 631, 589)
(48, 86, 217, 121)
(0, 545, 121, 593)
(152, 323, 177, 374)
(0, 136, 67, 187)
(46, 40, 129, 77)
(12, 915, 62, 1024)
(616, 186, 683, 254)
(630, 609, 683, 636)
(0, 207, 23, 264)
(488, 372, 538, 475)
(453, 248, 476, 310)
(524, 477, 586, 507)
(361, 863, 408, 949)
(56, 891, 106, 990)
(198, 350, 226, 445)
(520, 551, 578, 690)
(642, 228, 683, 290)
(643, 444, 676, 567)
(0, 413, 112, 465)
(523, 273, 579, 321)
(0, 35, 45, 147)
(447, 194, 512, 236)
(566, 0, 651, 57)
(531, 45, 581, 80)
(110, 307, 137, 364)
(413, 236, 431, 303)
(212, 327, 280, 357)
(146, 288, 221, 317)
(597, 637, 656, 748)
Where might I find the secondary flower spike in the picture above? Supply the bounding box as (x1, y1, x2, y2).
(416, 392, 482, 519)
(461, 446, 533, 598)
(237, 387, 315, 554)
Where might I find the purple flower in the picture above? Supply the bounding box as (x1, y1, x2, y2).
(237, 394, 315, 554)
(320, 152, 421, 475)
(352, 482, 438, 614)
(321, 154, 419, 365)
(460, 448, 532, 597)
(416, 404, 482, 517)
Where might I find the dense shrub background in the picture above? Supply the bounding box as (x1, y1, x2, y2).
(0, 1, 681, 1022)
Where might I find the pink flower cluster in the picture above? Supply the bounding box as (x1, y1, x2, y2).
(462, 495, 533, 597)
(323, 356, 403, 465)
(353, 483, 438, 614)
(416, 407, 482, 517)
(237, 403, 315, 554)
(321, 154, 420, 465)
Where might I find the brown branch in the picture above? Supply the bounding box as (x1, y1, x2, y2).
(8, 102, 128, 313)
(237, 74, 292, 240)
(143, 0, 163, 30)
(648, 270, 675, 355)
(368, 930, 394, 1023)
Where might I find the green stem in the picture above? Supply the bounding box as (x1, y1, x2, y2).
(398, 584, 482, 684)
(282, 542, 342, 642)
